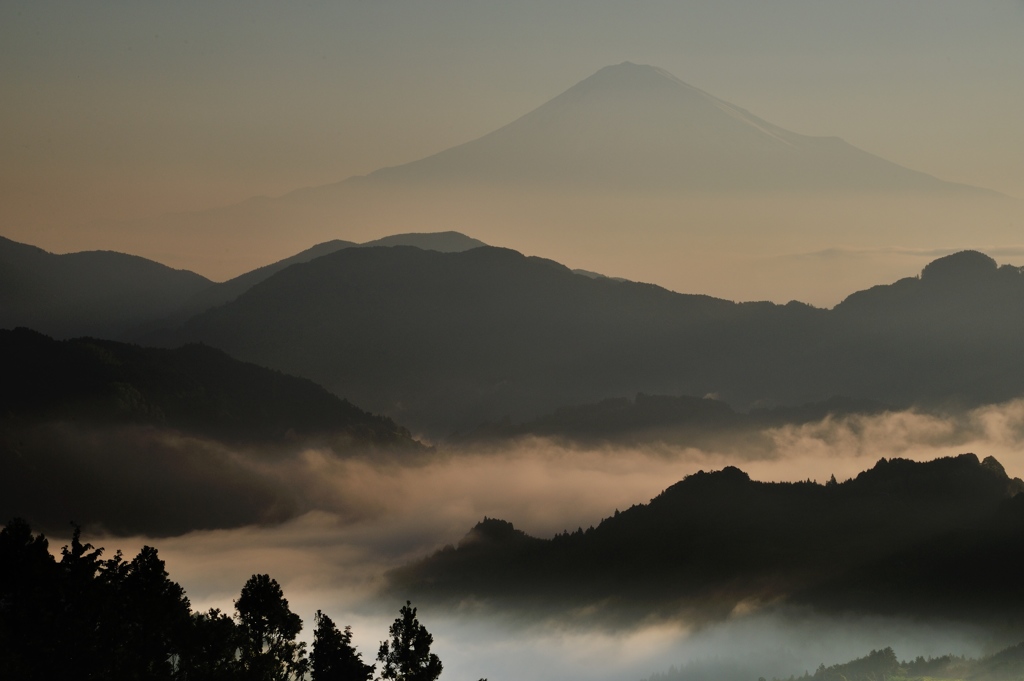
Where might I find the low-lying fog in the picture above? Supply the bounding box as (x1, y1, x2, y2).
(62, 399, 1024, 681)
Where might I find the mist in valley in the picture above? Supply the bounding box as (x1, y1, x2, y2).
(27, 398, 1024, 680)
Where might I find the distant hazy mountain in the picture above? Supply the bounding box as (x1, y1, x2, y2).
(166, 230, 486, 323)
(151, 245, 1024, 435)
(0, 236, 212, 339)
(0, 327, 420, 535)
(386, 454, 1024, 625)
(58, 63, 1006, 295)
(362, 62, 988, 194)
(360, 231, 486, 251)
(0, 231, 487, 340)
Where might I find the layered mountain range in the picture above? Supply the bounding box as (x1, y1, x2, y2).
(147, 244, 1024, 435)
(7, 229, 1024, 436)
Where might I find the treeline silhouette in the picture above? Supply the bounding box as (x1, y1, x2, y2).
(779, 644, 1024, 681)
(0, 518, 453, 681)
(389, 454, 1024, 625)
(648, 644, 1024, 681)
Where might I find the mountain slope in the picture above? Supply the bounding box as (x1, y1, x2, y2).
(362, 62, 987, 194)
(386, 454, 1024, 625)
(151, 246, 1024, 435)
(165, 231, 488, 324)
(0, 236, 212, 339)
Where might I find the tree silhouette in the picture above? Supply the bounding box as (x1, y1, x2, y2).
(0, 518, 60, 680)
(235, 574, 308, 680)
(98, 544, 191, 679)
(177, 608, 243, 681)
(310, 610, 374, 681)
(376, 601, 442, 681)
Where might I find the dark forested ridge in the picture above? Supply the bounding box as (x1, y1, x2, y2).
(0, 327, 413, 446)
(387, 454, 1024, 625)
(0, 328, 421, 536)
(0, 235, 212, 340)
(150, 245, 1024, 436)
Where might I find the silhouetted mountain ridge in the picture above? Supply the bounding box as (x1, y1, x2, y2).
(387, 454, 1024, 624)
(0, 235, 211, 340)
(166, 230, 487, 324)
(0, 232, 488, 341)
(150, 245, 1024, 435)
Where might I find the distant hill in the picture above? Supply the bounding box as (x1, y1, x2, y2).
(162, 230, 486, 325)
(0, 235, 212, 339)
(386, 454, 1024, 625)
(0, 327, 421, 536)
(151, 245, 1024, 435)
(0, 231, 487, 340)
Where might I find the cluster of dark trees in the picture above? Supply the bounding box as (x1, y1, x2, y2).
(647, 643, 1024, 681)
(0, 518, 451, 681)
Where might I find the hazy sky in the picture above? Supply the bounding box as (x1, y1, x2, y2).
(3, 0, 1024, 236)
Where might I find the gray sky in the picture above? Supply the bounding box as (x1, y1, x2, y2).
(3, 0, 1023, 236)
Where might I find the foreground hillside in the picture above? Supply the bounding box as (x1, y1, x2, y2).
(387, 454, 1024, 626)
(152, 245, 1024, 435)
